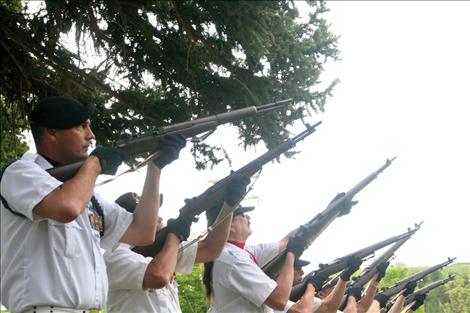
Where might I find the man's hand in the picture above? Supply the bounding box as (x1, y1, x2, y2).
(166, 216, 193, 242)
(224, 173, 250, 206)
(348, 286, 363, 301)
(153, 134, 186, 169)
(403, 281, 417, 296)
(374, 293, 388, 308)
(329, 192, 358, 216)
(306, 275, 327, 291)
(376, 261, 389, 282)
(90, 147, 128, 175)
(410, 293, 426, 311)
(341, 255, 363, 281)
(286, 237, 306, 260)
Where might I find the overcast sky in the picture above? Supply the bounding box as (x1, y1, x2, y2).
(94, 1, 470, 271)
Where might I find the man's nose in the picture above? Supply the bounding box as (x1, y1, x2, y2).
(86, 124, 95, 141)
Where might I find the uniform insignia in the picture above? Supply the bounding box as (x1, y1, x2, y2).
(89, 209, 104, 234)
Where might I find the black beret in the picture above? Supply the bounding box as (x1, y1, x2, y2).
(115, 192, 139, 213)
(206, 204, 255, 227)
(115, 192, 163, 213)
(294, 259, 311, 269)
(30, 96, 95, 129)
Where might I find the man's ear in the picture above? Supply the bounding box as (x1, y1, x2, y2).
(43, 128, 58, 142)
(229, 222, 236, 234)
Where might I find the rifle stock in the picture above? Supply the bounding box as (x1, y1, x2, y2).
(289, 222, 418, 302)
(132, 122, 322, 257)
(403, 274, 455, 307)
(263, 157, 397, 280)
(47, 99, 292, 181)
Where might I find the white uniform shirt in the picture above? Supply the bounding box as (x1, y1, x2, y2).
(208, 241, 281, 313)
(0, 153, 133, 313)
(104, 241, 198, 313)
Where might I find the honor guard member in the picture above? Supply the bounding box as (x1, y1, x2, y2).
(104, 173, 250, 313)
(203, 205, 316, 313)
(0, 96, 186, 313)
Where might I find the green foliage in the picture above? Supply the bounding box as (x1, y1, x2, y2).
(0, 0, 339, 168)
(0, 96, 29, 167)
(176, 264, 208, 313)
(380, 263, 470, 313)
(173, 263, 470, 313)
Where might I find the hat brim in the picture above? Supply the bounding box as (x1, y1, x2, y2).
(294, 259, 311, 269)
(234, 206, 255, 215)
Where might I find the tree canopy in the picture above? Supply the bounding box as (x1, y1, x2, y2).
(0, 0, 339, 167)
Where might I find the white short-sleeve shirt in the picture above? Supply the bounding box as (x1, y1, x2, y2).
(0, 153, 133, 313)
(104, 241, 198, 313)
(208, 241, 281, 313)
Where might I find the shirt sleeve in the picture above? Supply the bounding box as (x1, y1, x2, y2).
(222, 255, 277, 307)
(246, 242, 281, 267)
(104, 245, 151, 290)
(1, 159, 62, 221)
(175, 241, 197, 273)
(93, 193, 133, 250)
(313, 297, 323, 312)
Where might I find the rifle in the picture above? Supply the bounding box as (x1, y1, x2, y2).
(262, 157, 397, 280)
(47, 99, 292, 181)
(380, 257, 456, 311)
(132, 122, 322, 257)
(289, 222, 418, 302)
(403, 274, 455, 307)
(336, 222, 423, 310)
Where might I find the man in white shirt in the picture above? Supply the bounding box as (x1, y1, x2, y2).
(203, 205, 316, 313)
(0, 96, 185, 313)
(105, 173, 251, 312)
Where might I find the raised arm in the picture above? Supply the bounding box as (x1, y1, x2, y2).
(33, 155, 101, 223)
(357, 273, 380, 313)
(196, 174, 250, 263)
(266, 236, 309, 310)
(288, 283, 316, 313)
(318, 278, 347, 313)
(142, 232, 180, 289)
(386, 295, 405, 313)
(121, 134, 186, 246)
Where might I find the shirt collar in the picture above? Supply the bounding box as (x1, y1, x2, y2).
(227, 240, 246, 250)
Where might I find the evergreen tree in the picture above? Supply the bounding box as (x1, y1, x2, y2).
(0, 0, 339, 167)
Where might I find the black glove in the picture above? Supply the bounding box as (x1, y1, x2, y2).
(153, 134, 186, 169)
(376, 261, 389, 282)
(91, 147, 128, 175)
(286, 237, 306, 259)
(348, 286, 363, 301)
(341, 255, 363, 281)
(306, 275, 327, 291)
(410, 293, 426, 311)
(403, 281, 417, 296)
(329, 192, 358, 216)
(166, 216, 193, 242)
(224, 173, 250, 206)
(374, 293, 389, 308)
